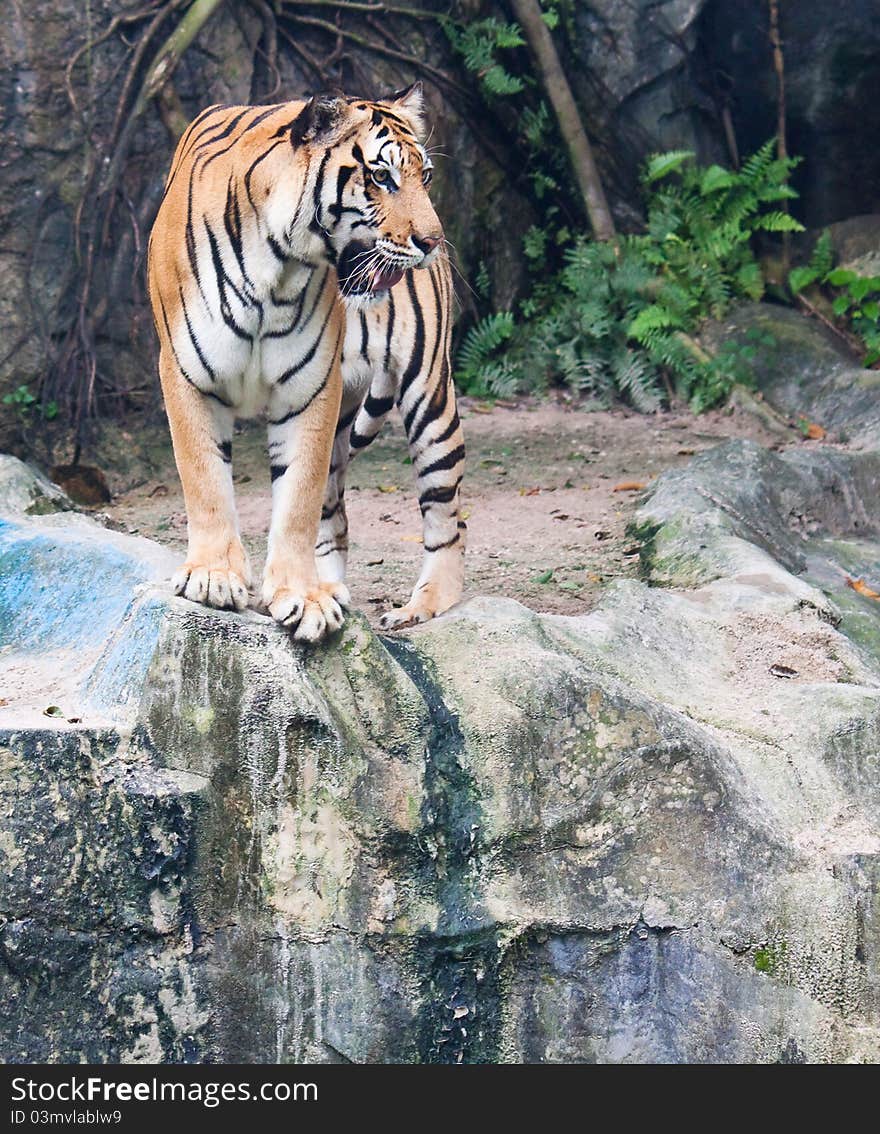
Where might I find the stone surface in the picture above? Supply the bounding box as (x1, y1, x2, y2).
(2, 359, 880, 1063)
(827, 214, 880, 279)
(705, 302, 880, 448)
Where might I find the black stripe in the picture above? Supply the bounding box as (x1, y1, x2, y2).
(160, 105, 226, 202)
(399, 273, 425, 396)
(350, 428, 373, 450)
(204, 219, 253, 343)
(267, 232, 289, 263)
(282, 102, 311, 143)
(321, 500, 341, 520)
(194, 108, 252, 157)
(270, 464, 287, 482)
(364, 392, 394, 418)
(200, 106, 282, 169)
(424, 266, 444, 379)
(285, 179, 311, 244)
(270, 326, 342, 419)
(403, 390, 427, 435)
(264, 232, 289, 263)
(223, 176, 256, 294)
(335, 406, 358, 434)
(185, 106, 243, 157)
(423, 532, 461, 554)
(243, 138, 286, 208)
(419, 479, 461, 510)
(158, 291, 231, 406)
(185, 169, 207, 304)
(408, 379, 449, 449)
(218, 439, 232, 463)
(270, 266, 313, 308)
(418, 444, 465, 479)
(384, 112, 413, 135)
(171, 104, 230, 174)
(429, 412, 461, 448)
(157, 292, 193, 383)
(329, 165, 356, 222)
(309, 150, 334, 255)
(299, 269, 329, 331)
(384, 292, 395, 372)
(359, 311, 369, 362)
(178, 284, 215, 381)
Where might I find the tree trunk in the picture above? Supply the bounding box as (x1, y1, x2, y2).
(509, 0, 616, 242)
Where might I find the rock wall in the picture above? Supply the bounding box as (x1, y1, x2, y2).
(701, 0, 880, 225)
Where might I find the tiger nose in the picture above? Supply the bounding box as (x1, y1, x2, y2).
(412, 233, 443, 255)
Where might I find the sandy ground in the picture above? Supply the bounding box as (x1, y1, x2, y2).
(98, 396, 792, 624)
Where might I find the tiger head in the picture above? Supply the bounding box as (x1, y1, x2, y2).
(291, 84, 443, 305)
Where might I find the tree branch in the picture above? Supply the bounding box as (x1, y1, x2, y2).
(509, 0, 616, 242)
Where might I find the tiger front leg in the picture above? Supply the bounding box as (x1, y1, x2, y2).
(160, 353, 251, 611)
(263, 343, 350, 643)
(380, 391, 466, 631)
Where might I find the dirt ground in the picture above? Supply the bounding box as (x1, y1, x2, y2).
(98, 396, 794, 624)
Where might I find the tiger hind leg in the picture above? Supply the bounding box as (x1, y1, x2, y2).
(379, 376, 466, 631)
(315, 397, 362, 586)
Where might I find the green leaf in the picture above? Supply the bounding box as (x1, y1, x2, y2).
(534, 569, 554, 584)
(833, 294, 852, 316)
(788, 266, 819, 295)
(482, 64, 524, 96)
(861, 300, 880, 322)
(849, 276, 877, 302)
(643, 150, 695, 184)
(522, 226, 547, 262)
(811, 230, 834, 278)
(827, 268, 858, 287)
(700, 165, 737, 194)
(754, 211, 805, 233)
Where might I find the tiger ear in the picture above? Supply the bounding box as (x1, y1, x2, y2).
(290, 91, 348, 146)
(387, 81, 426, 138)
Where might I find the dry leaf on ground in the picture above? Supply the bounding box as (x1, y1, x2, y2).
(846, 576, 880, 599)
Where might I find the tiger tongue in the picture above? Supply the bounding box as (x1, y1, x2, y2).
(371, 267, 405, 294)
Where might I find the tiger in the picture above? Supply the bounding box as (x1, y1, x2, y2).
(147, 83, 465, 643)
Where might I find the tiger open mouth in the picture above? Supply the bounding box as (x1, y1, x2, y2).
(367, 266, 405, 294)
(337, 240, 407, 299)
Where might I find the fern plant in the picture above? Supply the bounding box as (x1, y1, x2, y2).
(442, 18, 526, 97)
(457, 143, 801, 411)
(457, 312, 518, 397)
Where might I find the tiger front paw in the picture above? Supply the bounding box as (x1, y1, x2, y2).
(264, 578, 350, 642)
(172, 563, 251, 612)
